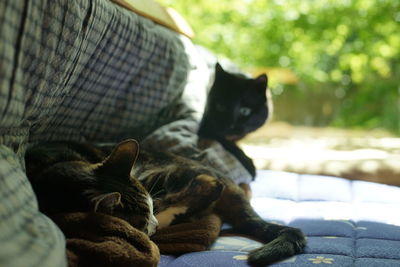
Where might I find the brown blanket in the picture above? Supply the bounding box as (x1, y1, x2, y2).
(52, 212, 222, 267)
(52, 212, 160, 267)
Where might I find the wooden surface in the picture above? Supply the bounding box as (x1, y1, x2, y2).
(111, 0, 194, 38)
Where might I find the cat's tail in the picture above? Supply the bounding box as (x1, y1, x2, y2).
(214, 180, 306, 266)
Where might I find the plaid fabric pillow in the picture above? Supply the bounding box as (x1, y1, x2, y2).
(0, 1, 252, 266)
(0, 1, 187, 266)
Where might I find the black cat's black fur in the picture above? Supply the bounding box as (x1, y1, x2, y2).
(25, 140, 158, 235)
(199, 63, 270, 177)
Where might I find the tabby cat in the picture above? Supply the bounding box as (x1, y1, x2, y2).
(26, 139, 306, 266)
(136, 145, 306, 267)
(198, 63, 270, 178)
(25, 140, 159, 236)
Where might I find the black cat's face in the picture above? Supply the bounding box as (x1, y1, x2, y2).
(90, 140, 158, 235)
(199, 63, 270, 140)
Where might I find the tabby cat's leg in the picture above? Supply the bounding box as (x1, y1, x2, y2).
(238, 183, 252, 200)
(155, 174, 224, 228)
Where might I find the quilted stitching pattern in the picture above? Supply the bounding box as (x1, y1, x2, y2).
(159, 171, 400, 266)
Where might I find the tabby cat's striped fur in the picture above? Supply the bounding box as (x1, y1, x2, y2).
(26, 139, 306, 266)
(135, 146, 306, 266)
(25, 140, 158, 235)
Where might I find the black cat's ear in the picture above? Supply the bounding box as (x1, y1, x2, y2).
(255, 74, 268, 89)
(92, 192, 122, 213)
(215, 62, 224, 73)
(100, 139, 139, 177)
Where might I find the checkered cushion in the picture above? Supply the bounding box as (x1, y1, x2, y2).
(0, 0, 188, 266)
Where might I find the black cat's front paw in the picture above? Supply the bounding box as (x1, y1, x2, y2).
(217, 137, 256, 178)
(239, 154, 256, 178)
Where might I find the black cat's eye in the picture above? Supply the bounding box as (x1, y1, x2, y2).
(239, 107, 252, 116)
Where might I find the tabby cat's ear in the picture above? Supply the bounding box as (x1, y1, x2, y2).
(92, 192, 122, 213)
(100, 139, 139, 177)
(255, 74, 268, 89)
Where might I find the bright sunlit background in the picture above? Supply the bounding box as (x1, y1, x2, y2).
(161, 0, 400, 133)
(160, 0, 400, 185)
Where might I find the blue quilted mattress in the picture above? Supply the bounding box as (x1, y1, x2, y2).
(159, 170, 400, 266)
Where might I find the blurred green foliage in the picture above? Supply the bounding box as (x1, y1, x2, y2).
(161, 0, 400, 134)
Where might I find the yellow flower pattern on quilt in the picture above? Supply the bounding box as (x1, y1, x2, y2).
(308, 256, 334, 264)
(233, 255, 248, 260)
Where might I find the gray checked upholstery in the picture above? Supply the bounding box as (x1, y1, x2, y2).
(0, 1, 252, 266)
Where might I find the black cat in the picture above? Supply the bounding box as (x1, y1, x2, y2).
(25, 140, 159, 236)
(199, 63, 270, 178)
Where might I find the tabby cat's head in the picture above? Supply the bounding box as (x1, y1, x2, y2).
(88, 140, 158, 235)
(199, 63, 270, 140)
